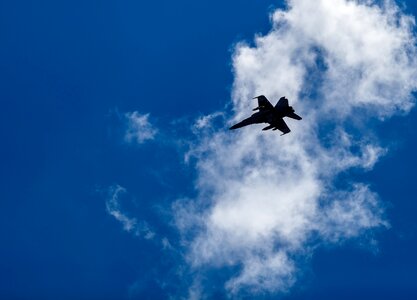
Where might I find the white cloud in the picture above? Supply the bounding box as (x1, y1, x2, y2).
(175, 0, 417, 296)
(194, 112, 224, 130)
(124, 111, 157, 144)
(105, 185, 155, 239)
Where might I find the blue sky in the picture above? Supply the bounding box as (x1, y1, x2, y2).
(1, 0, 417, 299)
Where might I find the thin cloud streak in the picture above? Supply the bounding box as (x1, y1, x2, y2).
(175, 0, 417, 296)
(105, 185, 155, 240)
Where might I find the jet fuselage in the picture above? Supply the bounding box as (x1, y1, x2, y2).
(229, 95, 301, 135)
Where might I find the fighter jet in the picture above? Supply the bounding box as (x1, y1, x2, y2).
(229, 95, 302, 135)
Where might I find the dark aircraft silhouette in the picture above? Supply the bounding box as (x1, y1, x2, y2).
(229, 95, 302, 135)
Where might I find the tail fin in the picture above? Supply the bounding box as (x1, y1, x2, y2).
(275, 97, 289, 108)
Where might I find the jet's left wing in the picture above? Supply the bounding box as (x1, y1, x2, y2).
(254, 95, 274, 111)
(272, 118, 291, 135)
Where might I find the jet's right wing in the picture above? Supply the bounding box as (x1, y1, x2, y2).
(272, 118, 291, 135)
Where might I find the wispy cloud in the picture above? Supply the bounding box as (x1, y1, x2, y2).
(193, 112, 224, 130)
(105, 185, 155, 239)
(124, 111, 158, 144)
(175, 0, 417, 296)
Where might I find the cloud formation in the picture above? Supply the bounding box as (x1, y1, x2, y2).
(106, 185, 155, 239)
(175, 0, 417, 296)
(124, 111, 157, 144)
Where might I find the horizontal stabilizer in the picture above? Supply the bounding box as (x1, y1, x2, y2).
(287, 112, 302, 120)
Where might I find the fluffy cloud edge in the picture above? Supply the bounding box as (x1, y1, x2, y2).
(174, 0, 417, 297)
